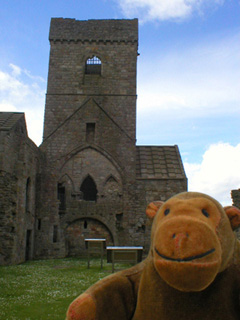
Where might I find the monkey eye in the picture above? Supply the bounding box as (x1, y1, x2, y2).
(164, 209, 170, 216)
(202, 209, 209, 218)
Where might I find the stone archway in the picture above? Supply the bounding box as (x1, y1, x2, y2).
(66, 218, 114, 257)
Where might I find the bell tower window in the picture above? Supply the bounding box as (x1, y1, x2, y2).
(85, 56, 101, 75)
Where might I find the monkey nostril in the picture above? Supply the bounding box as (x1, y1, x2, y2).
(172, 232, 189, 240)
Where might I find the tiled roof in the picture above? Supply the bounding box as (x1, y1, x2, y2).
(136, 145, 186, 179)
(0, 112, 24, 131)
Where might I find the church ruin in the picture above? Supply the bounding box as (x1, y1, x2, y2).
(0, 18, 187, 265)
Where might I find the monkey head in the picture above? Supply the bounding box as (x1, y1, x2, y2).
(146, 192, 240, 293)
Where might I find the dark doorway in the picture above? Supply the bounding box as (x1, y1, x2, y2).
(80, 175, 97, 201)
(25, 230, 32, 261)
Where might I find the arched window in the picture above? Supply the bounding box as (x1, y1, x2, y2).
(85, 56, 101, 75)
(80, 175, 98, 201)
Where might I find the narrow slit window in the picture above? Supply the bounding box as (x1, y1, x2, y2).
(85, 56, 101, 75)
(25, 177, 31, 213)
(37, 219, 41, 230)
(86, 123, 95, 143)
(53, 225, 58, 243)
(57, 183, 66, 211)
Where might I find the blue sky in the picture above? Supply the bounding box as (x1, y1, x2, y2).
(0, 0, 240, 205)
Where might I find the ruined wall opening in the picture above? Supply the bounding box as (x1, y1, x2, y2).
(66, 218, 114, 257)
(80, 175, 97, 202)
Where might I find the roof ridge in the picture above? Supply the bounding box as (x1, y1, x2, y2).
(0, 112, 24, 131)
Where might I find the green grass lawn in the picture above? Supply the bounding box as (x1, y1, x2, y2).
(0, 258, 130, 320)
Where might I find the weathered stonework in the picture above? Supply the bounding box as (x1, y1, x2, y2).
(0, 18, 188, 265)
(232, 189, 240, 208)
(0, 113, 41, 264)
(231, 189, 240, 239)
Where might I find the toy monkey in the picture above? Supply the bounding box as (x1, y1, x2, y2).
(66, 192, 240, 320)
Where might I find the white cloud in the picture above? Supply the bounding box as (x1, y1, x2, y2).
(184, 143, 240, 206)
(0, 64, 45, 146)
(117, 0, 225, 22)
(9, 63, 21, 77)
(0, 101, 17, 112)
(137, 31, 240, 119)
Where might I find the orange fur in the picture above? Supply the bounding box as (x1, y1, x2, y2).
(66, 192, 240, 320)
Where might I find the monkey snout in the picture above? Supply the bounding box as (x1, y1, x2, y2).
(172, 232, 190, 256)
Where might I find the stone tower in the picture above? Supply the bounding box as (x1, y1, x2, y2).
(37, 18, 140, 257)
(0, 18, 187, 264)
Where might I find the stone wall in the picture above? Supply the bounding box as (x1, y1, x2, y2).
(0, 171, 17, 264)
(133, 178, 188, 252)
(0, 115, 41, 264)
(49, 18, 138, 42)
(232, 189, 240, 208)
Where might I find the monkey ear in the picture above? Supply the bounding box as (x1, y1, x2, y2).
(224, 206, 240, 230)
(146, 201, 164, 219)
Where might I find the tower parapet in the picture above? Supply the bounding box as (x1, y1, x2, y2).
(49, 18, 138, 44)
